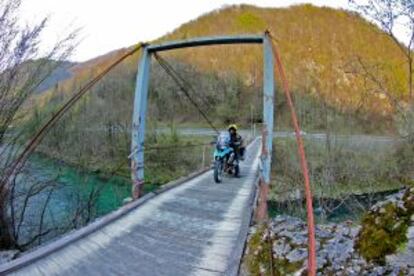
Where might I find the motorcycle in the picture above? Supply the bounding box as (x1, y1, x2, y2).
(213, 132, 239, 183)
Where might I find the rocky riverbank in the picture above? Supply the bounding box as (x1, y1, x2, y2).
(243, 187, 414, 275)
(0, 250, 18, 265)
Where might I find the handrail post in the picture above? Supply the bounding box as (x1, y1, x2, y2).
(201, 145, 206, 169)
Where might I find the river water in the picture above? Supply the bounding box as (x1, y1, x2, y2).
(11, 154, 135, 248)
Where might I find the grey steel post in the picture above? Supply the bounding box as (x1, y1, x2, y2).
(257, 32, 274, 221)
(262, 32, 275, 184)
(131, 46, 151, 199)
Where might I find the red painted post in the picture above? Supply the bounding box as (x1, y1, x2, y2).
(256, 179, 269, 221)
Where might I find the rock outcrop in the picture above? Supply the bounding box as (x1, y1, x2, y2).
(243, 187, 414, 275)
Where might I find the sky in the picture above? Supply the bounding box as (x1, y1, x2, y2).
(17, 0, 390, 62)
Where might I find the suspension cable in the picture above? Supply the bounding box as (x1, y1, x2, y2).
(153, 53, 220, 135)
(268, 32, 317, 276)
(1, 43, 144, 186)
(154, 54, 214, 111)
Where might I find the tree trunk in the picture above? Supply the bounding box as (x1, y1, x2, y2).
(409, 55, 413, 101)
(407, 54, 414, 144)
(0, 197, 15, 249)
(0, 128, 5, 146)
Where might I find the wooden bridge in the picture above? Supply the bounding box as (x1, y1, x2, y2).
(0, 139, 261, 275)
(0, 33, 317, 275)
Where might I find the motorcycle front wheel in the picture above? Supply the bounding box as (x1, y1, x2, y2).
(214, 159, 223, 183)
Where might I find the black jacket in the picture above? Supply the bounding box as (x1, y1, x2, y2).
(229, 133, 243, 149)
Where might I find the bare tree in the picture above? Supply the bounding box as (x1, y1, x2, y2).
(0, 0, 77, 249)
(350, 0, 414, 98)
(349, 0, 414, 141)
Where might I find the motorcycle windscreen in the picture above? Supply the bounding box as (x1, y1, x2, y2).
(217, 132, 230, 149)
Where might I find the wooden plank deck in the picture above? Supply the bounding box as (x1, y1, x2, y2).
(1, 139, 261, 276)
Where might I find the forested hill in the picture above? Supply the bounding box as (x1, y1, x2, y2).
(37, 4, 409, 132)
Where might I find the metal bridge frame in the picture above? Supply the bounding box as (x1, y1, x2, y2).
(131, 33, 275, 208)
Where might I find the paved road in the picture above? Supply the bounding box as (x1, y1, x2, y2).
(156, 127, 398, 141)
(3, 139, 261, 276)
(158, 128, 399, 150)
(15, 126, 396, 148)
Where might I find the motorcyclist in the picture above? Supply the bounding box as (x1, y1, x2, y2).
(228, 124, 245, 161)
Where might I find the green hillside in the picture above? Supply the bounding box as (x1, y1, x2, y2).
(26, 3, 412, 169)
(37, 4, 409, 130)
(160, 4, 408, 120)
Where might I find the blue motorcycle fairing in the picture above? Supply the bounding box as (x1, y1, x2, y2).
(214, 147, 233, 159)
(214, 131, 233, 160)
